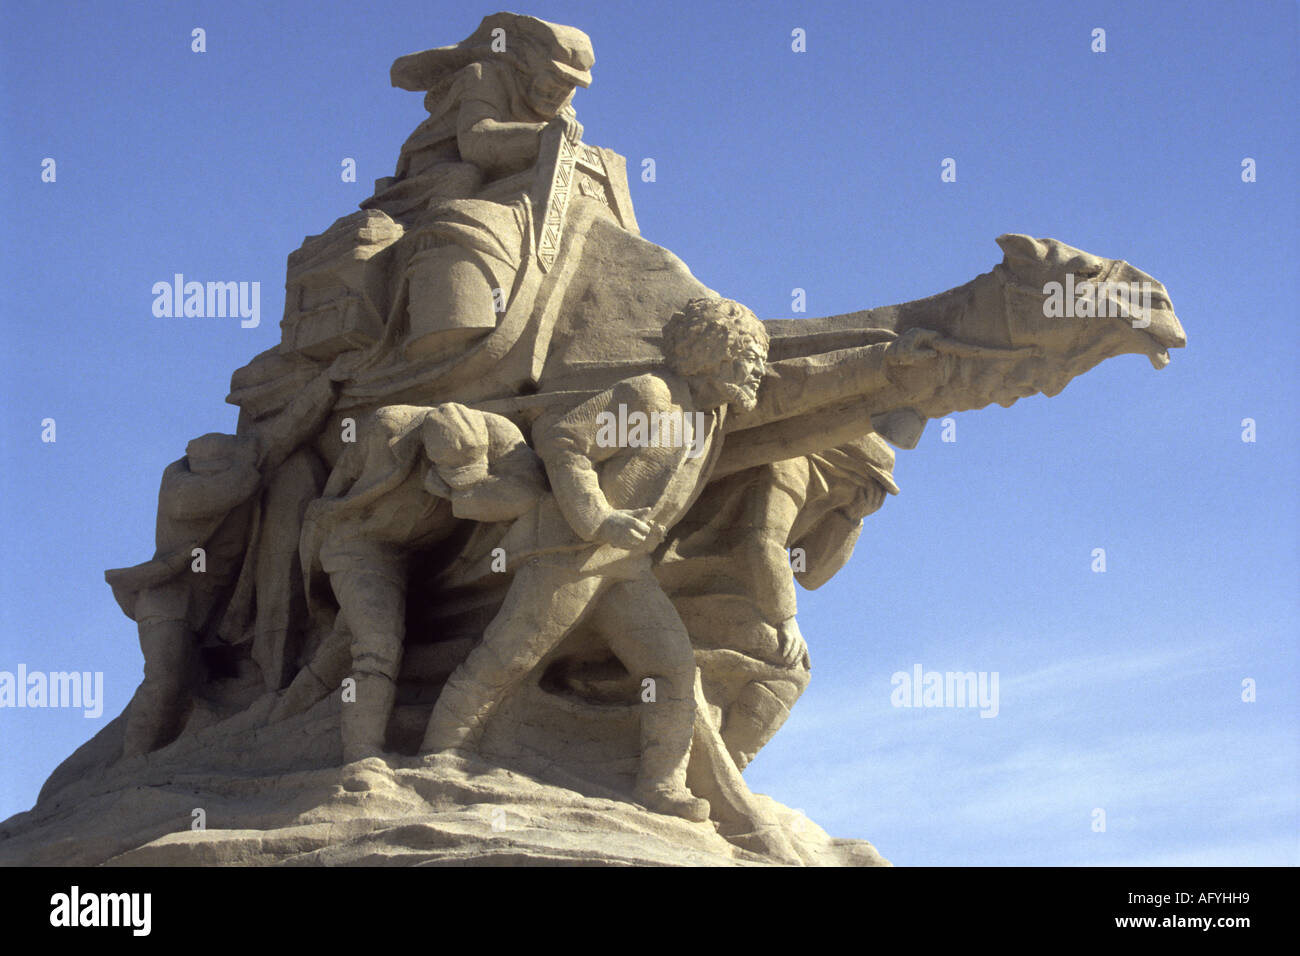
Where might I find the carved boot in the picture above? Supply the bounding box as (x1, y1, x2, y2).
(420, 672, 498, 754)
(403, 247, 500, 361)
(271, 618, 353, 723)
(341, 672, 395, 763)
(122, 677, 188, 758)
(635, 689, 709, 822)
(723, 681, 794, 771)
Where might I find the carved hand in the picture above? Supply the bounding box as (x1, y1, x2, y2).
(776, 617, 810, 670)
(884, 327, 949, 397)
(547, 113, 583, 145)
(885, 327, 942, 364)
(596, 507, 655, 549)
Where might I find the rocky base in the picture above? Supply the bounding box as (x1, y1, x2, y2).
(0, 677, 888, 866)
(0, 750, 887, 866)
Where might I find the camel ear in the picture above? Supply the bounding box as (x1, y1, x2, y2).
(996, 233, 1044, 262)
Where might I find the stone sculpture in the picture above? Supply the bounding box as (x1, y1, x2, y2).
(300, 402, 547, 762)
(0, 12, 1185, 867)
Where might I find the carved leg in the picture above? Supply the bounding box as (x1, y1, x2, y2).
(596, 577, 709, 823)
(251, 448, 325, 691)
(270, 614, 352, 723)
(421, 560, 605, 753)
(122, 618, 200, 757)
(723, 678, 803, 771)
(322, 546, 408, 762)
(403, 248, 500, 361)
(342, 671, 397, 763)
(743, 460, 806, 627)
(400, 199, 526, 361)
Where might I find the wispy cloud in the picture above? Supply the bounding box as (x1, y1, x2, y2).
(745, 644, 1298, 865)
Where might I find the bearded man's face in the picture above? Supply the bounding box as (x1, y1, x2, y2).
(712, 342, 766, 412)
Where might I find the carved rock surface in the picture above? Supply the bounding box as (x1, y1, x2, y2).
(0, 702, 886, 867)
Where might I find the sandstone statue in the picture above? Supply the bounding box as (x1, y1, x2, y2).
(296, 401, 546, 761)
(0, 12, 1185, 867)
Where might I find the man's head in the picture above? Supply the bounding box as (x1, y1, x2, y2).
(502, 14, 593, 117)
(505, 16, 592, 77)
(421, 403, 490, 488)
(185, 433, 256, 476)
(527, 69, 579, 116)
(390, 13, 593, 117)
(663, 297, 769, 411)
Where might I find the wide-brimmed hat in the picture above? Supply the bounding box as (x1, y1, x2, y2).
(391, 12, 594, 92)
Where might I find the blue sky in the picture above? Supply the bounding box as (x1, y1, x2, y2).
(1, 0, 1296, 865)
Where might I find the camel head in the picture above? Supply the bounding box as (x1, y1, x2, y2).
(995, 233, 1185, 370)
(908, 235, 1187, 415)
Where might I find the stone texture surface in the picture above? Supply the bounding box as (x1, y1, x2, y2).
(0, 703, 885, 867)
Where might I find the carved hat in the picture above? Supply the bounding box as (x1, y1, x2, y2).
(185, 432, 254, 465)
(420, 402, 489, 466)
(813, 433, 900, 495)
(391, 13, 594, 92)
